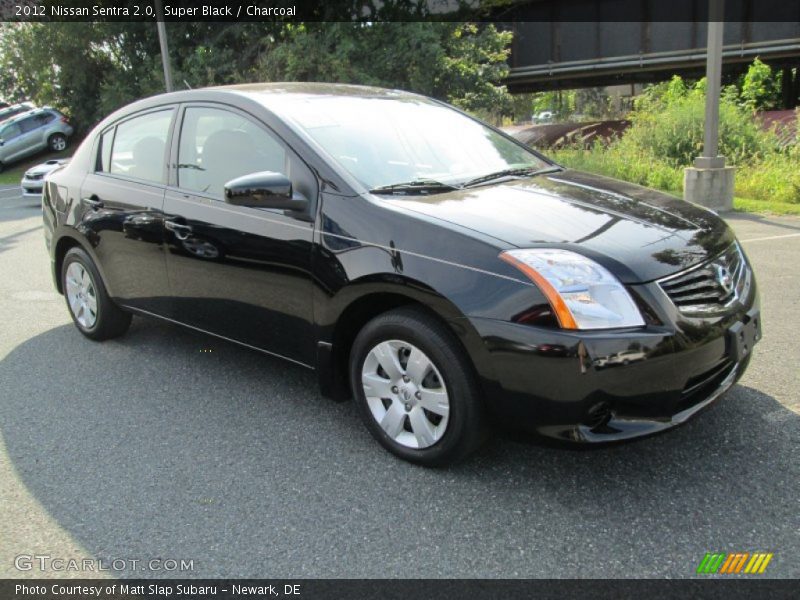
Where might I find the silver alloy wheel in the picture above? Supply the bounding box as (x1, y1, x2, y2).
(361, 339, 450, 449)
(51, 136, 67, 151)
(65, 262, 98, 329)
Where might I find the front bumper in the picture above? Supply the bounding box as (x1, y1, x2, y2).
(469, 282, 760, 443)
(21, 178, 44, 200)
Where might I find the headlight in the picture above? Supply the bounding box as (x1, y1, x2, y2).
(499, 249, 645, 330)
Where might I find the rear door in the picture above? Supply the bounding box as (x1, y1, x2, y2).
(78, 107, 176, 314)
(162, 103, 316, 364)
(30, 111, 57, 149)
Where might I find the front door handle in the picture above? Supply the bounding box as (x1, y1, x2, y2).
(82, 197, 104, 210)
(165, 219, 193, 240)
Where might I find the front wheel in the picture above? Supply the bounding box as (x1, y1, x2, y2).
(350, 307, 487, 466)
(61, 247, 131, 340)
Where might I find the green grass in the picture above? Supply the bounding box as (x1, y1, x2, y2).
(0, 148, 73, 185)
(550, 147, 800, 217)
(734, 196, 800, 216)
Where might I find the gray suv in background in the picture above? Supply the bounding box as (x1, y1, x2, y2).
(0, 102, 35, 123)
(0, 107, 74, 171)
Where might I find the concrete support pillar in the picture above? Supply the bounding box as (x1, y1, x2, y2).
(684, 167, 735, 212)
(684, 0, 734, 211)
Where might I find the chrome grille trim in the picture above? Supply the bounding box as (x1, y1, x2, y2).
(658, 242, 749, 315)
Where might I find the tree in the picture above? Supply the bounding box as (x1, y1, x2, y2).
(740, 57, 781, 112)
(0, 23, 112, 131)
(257, 23, 512, 120)
(0, 22, 514, 133)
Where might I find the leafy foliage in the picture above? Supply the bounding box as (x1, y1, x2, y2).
(0, 22, 512, 132)
(740, 58, 782, 112)
(626, 75, 773, 167)
(257, 23, 512, 118)
(550, 71, 800, 205)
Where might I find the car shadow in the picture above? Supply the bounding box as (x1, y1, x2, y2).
(0, 198, 42, 225)
(1, 319, 798, 578)
(0, 224, 42, 255)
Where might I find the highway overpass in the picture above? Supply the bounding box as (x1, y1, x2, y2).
(503, 2, 800, 105)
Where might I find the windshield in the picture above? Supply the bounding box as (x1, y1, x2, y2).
(275, 95, 549, 190)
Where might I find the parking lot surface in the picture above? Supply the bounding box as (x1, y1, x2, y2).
(1, 186, 798, 578)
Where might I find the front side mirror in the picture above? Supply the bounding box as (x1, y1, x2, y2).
(224, 171, 307, 212)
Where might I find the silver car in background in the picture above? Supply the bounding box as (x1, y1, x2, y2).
(0, 108, 74, 172)
(21, 158, 70, 200)
(0, 102, 35, 124)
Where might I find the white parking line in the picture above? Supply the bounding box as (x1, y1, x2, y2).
(740, 232, 800, 243)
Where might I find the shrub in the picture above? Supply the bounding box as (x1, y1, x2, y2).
(548, 73, 800, 205)
(623, 76, 775, 167)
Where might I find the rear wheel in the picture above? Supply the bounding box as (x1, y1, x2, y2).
(61, 247, 131, 340)
(48, 133, 67, 152)
(350, 307, 487, 466)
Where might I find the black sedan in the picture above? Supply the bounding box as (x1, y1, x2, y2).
(42, 83, 760, 465)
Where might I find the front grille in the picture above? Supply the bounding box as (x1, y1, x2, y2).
(659, 243, 748, 314)
(26, 173, 44, 181)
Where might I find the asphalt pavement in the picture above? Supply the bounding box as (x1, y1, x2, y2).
(0, 186, 798, 578)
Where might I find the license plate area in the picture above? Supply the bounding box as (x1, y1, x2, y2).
(727, 309, 761, 363)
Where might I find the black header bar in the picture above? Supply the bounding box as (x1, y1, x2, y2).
(2, 0, 800, 22)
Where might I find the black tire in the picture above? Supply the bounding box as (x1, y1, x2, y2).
(61, 247, 131, 340)
(48, 133, 67, 152)
(350, 307, 487, 466)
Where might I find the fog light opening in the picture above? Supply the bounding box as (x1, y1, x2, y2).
(584, 402, 612, 430)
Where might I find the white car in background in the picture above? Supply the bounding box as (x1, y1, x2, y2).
(21, 158, 69, 200)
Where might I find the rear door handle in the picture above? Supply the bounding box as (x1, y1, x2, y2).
(165, 219, 193, 240)
(82, 197, 104, 210)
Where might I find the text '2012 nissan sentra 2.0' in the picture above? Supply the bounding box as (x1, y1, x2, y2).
(42, 83, 760, 465)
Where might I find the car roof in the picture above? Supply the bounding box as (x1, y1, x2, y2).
(211, 82, 418, 100)
(2, 107, 57, 126)
(205, 82, 436, 116)
(0, 102, 34, 114)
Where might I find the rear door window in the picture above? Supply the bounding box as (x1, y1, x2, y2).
(17, 117, 39, 133)
(97, 128, 114, 173)
(109, 109, 174, 183)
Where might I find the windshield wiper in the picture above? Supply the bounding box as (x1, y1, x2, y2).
(460, 165, 562, 189)
(369, 179, 459, 195)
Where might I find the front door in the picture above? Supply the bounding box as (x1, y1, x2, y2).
(162, 104, 316, 365)
(0, 122, 26, 162)
(79, 107, 176, 313)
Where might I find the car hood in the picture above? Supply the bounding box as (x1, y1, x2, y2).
(26, 159, 70, 177)
(381, 169, 735, 284)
